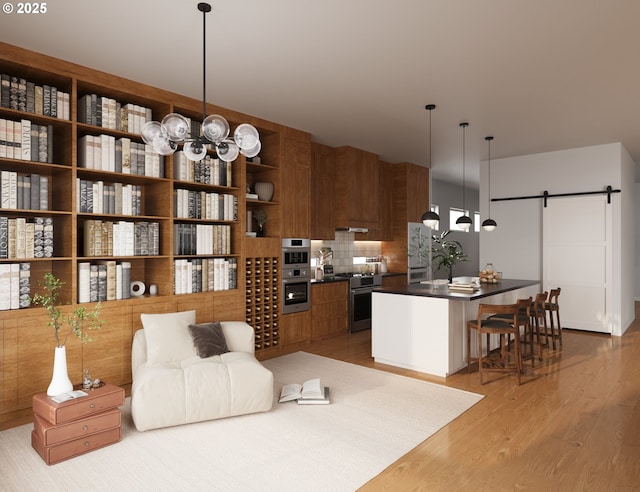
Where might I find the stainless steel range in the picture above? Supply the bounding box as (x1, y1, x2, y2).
(336, 272, 383, 332)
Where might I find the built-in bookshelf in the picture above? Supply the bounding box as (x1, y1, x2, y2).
(0, 42, 296, 427)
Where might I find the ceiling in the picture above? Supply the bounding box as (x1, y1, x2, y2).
(3, 0, 640, 187)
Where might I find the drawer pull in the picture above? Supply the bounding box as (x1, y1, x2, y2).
(89, 403, 95, 408)
(84, 441, 90, 447)
(82, 425, 88, 431)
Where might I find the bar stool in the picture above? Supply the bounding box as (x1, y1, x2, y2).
(531, 292, 550, 351)
(545, 288, 562, 349)
(490, 297, 539, 366)
(467, 303, 522, 385)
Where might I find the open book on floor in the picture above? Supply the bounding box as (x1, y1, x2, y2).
(279, 378, 331, 405)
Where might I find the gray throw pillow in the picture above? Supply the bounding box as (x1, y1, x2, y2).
(188, 322, 229, 358)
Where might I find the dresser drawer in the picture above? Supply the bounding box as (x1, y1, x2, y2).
(33, 408, 121, 446)
(31, 427, 121, 465)
(32, 383, 125, 425)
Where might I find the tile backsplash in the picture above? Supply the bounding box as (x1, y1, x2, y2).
(311, 231, 381, 273)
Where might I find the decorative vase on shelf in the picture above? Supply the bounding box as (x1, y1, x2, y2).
(254, 182, 274, 202)
(257, 224, 265, 237)
(47, 346, 73, 396)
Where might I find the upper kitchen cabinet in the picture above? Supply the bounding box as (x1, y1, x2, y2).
(311, 142, 337, 240)
(381, 162, 430, 272)
(334, 146, 379, 231)
(280, 128, 311, 239)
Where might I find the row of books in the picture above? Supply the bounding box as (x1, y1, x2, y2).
(0, 119, 53, 162)
(174, 258, 238, 294)
(0, 216, 53, 259)
(78, 260, 131, 303)
(174, 223, 231, 256)
(1, 75, 70, 120)
(77, 179, 142, 215)
(83, 219, 160, 257)
(1, 171, 49, 210)
(174, 152, 233, 186)
(0, 262, 30, 310)
(174, 189, 237, 221)
(77, 94, 152, 134)
(78, 134, 164, 177)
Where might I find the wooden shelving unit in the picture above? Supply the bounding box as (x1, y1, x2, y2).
(0, 42, 297, 428)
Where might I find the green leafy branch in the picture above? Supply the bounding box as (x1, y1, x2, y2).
(30, 272, 105, 347)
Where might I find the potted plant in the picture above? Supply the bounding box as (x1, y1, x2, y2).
(31, 272, 105, 396)
(430, 230, 469, 282)
(252, 210, 268, 237)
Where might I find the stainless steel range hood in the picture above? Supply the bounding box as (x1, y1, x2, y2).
(335, 227, 369, 233)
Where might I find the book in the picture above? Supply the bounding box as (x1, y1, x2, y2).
(296, 387, 331, 405)
(278, 378, 330, 404)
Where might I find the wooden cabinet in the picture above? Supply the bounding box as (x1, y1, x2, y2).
(281, 128, 311, 238)
(382, 162, 430, 272)
(31, 383, 124, 464)
(311, 281, 348, 340)
(310, 142, 336, 240)
(334, 146, 379, 230)
(381, 274, 407, 290)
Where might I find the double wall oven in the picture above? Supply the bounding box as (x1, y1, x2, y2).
(282, 238, 311, 314)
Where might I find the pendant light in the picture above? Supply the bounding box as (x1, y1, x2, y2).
(421, 104, 440, 228)
(141, 3, 261, 163)
(455, 122, 472, 231)
(481, 136, 498, 231)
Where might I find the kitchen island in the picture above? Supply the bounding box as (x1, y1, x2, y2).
(371, 279, 540, 377)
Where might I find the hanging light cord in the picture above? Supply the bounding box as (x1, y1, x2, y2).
(487, 136, 492, 215)
(461, 123, 467, 213)
(200, 2, 210, 124)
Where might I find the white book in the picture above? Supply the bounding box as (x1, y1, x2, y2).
(8, 171, 17, 209)
(0, 263, 11, 310)
(9, 262, 19, 309)
(116, 262, 122, 300)
(22, 119, 31, 161)
(78, 262, 91, 303)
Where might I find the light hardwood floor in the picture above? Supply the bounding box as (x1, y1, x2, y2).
(293, 308, 640, 491)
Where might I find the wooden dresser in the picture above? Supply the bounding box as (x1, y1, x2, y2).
(31, 383, 125, 465)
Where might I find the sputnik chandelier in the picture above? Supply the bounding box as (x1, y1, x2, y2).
(142, 2, 261, 163)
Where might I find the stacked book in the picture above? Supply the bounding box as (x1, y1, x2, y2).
(174, 189, 237, 221)
(0, 119, 53, 162)
(448, 282, 480, 292)
(0, 262, 30, 310)
(0, 216, 53, 259)
(173, 152, 233, 186)
(1, 171, 49, 210)
(173, 257, 237, 294)
(77, 135, 164, 177)
(173, 223, 231, 255)
(83, 219, 159, 257)
(0, 74, 70, 120)
(77, 94, 151, 134)
(77, 179, 142, 215)
(78, 261, 132, 303)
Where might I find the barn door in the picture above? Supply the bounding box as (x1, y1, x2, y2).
(542, 195, 611, 333)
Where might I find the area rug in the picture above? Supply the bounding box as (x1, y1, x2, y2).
(0, 352, 483, 491)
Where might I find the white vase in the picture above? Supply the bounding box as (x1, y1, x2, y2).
(254, 182, 274, 202)
(47, 346, 73, 396)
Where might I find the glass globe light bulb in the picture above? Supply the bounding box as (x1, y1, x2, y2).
(216, 139, 239, 163)
(183, 139, 207, 161)
(240, 139, 261, 158)
(233, 123, 260, 150)
(161, 113, 190, 142)
(153, 136, 178, 156)
(202, 114, 230, 143)
(141, 121, 163, 146)
(421, 210, 440, 229)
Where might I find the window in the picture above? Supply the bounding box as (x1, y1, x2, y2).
(474, 212, 481, 232)
(450, 207, 470, 232)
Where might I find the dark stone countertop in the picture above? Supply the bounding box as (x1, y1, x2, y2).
(374, 279, 540, 301)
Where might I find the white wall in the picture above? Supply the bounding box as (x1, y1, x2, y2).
(479, 143, 635, 335)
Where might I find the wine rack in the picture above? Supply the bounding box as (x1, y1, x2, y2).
(245, 256, 280, 350)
